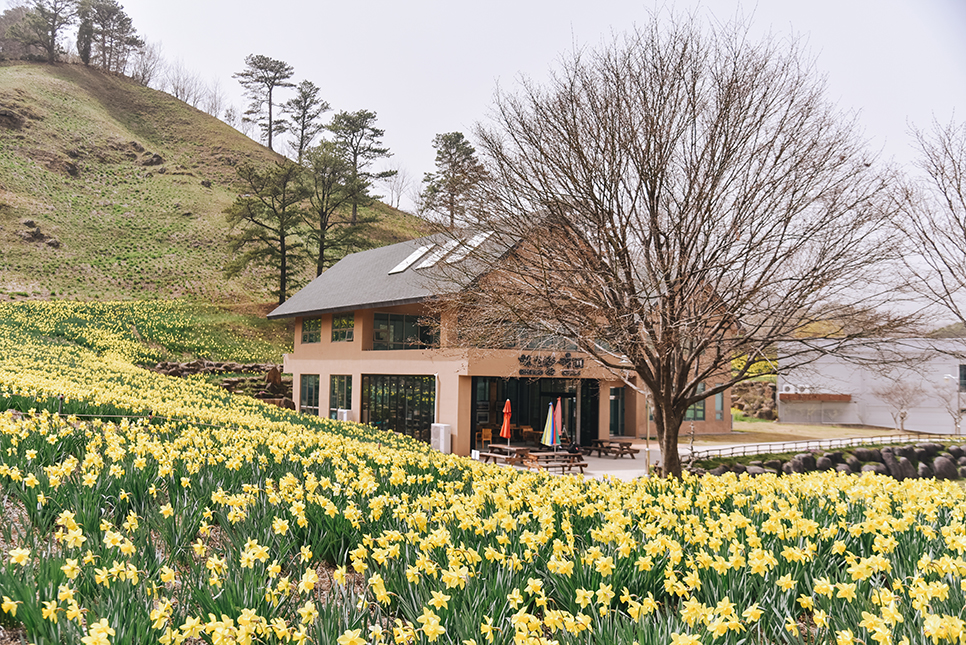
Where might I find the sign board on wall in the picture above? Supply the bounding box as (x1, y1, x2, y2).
(517, 352, 584, 377)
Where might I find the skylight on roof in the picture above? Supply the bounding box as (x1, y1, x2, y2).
(388, 245, 433, 274)
(446, 231, 494, 264)
(416, 240, 460, 269)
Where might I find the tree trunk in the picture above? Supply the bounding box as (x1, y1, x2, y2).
(278, 234, 286, 305)
(316, 230, 326, 277)
(267, 87, 274, 151)
(46, 25, 56, 62)
(350, 154, 359, 224)
(652, 401, 684, 478)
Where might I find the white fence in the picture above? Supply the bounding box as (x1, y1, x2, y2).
(687, 433, 962, 462)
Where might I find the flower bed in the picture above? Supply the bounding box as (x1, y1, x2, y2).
(2, 305, 966, 644)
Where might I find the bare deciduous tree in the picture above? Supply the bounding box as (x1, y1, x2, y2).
(381, 163, 413, 211)
(900, 119, 966, 328)
(932, 377, 963, 435)
(127, 39, 163, 87)
(165, 58, 204, 106)
(440, 14, 913, 477)
(224, 104, 254, 138)
(202, 78, 226, 118)
(872, 377, 926, 432)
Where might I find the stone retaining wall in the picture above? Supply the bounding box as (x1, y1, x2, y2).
(692, 441, 966, 481)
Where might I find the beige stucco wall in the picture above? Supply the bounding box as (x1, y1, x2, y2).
(285, 309, 732, 456)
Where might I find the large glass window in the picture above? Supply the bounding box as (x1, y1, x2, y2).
(715, 389, 725, 421)
(959, 365, 966, 392)
(301, 318, 321, 344)
(329, 375, 352, 419)
(362, 374, 436, 442)
(372, 313, 437, 350)
(300, 374, 320, 415)
(332, 314, 354, 342)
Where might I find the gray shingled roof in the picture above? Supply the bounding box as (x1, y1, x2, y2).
(268, 233, 503, 319)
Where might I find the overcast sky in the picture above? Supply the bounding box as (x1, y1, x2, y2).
(116, 0, 966, 210)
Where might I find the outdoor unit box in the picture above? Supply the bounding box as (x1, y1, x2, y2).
(337, 409, 352, 422)
(431, 423, 452, 454)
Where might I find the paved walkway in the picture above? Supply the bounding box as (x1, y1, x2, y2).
(479, 437, 820, 481)
(565, 439, 761, 481)
(581, 449, 662, 481)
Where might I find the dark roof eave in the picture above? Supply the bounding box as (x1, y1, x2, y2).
(267, 295, 441, 320)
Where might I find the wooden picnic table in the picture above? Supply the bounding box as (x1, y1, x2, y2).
(583, 439, 641, 459)
(488, 444, 531, 455)
(478, 445, 531, 466)
(521, 427, 543, 445)
(530, 450, 581, 461)
(525, 450, 588, 473)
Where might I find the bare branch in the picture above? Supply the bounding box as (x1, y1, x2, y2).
(433, 14, 916, 477)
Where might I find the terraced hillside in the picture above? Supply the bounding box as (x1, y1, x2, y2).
(0, 62, 422, 302)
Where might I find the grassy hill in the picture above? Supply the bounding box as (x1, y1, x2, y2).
(0, 62, 424, 303)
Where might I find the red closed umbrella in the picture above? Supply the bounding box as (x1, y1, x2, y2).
(500, 399, 512, 444)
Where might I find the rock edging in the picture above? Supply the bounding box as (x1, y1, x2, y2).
(692, 441, 966, 481)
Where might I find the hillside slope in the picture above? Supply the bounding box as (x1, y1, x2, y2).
(0, 62, 423, 302)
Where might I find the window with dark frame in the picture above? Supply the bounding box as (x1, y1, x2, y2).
(685, 383, 706, 421)
(331, 314, 354, 342)
(361, 374, 436, 442)
(329, 375, 352, 419)
(648, 383, 707, 422)
(372, 313, 438, 350)
(301, 318, 321, 344)
(300, 374, 320, 415)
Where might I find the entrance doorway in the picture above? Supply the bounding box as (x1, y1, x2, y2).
(470, 377, 599, 449)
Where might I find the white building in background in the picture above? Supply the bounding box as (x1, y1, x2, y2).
(777, 340, 966, 434)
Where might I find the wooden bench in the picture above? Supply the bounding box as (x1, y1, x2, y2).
(524, 453, 588, 474)
(584, 440, 641, 458)
(478, 449, 530, 466)
(542, 459, 588, 474)
(583, 441, 617, 457)
(613, 443, 640, 459)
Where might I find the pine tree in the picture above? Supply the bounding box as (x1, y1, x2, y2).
(327, 110, 395, 223)
(225, 162, 308, 304)
(233, 54, 295, 152)
(281, 80, 329, 164)
(420, 132, 487, 228)
(8, 0, 77, 63)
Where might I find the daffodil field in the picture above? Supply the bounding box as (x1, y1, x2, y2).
(3, 303, 966, 645)
(0, 301, 290, 366)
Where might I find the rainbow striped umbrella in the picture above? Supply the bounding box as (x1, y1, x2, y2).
(541, 401, 557, 447)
